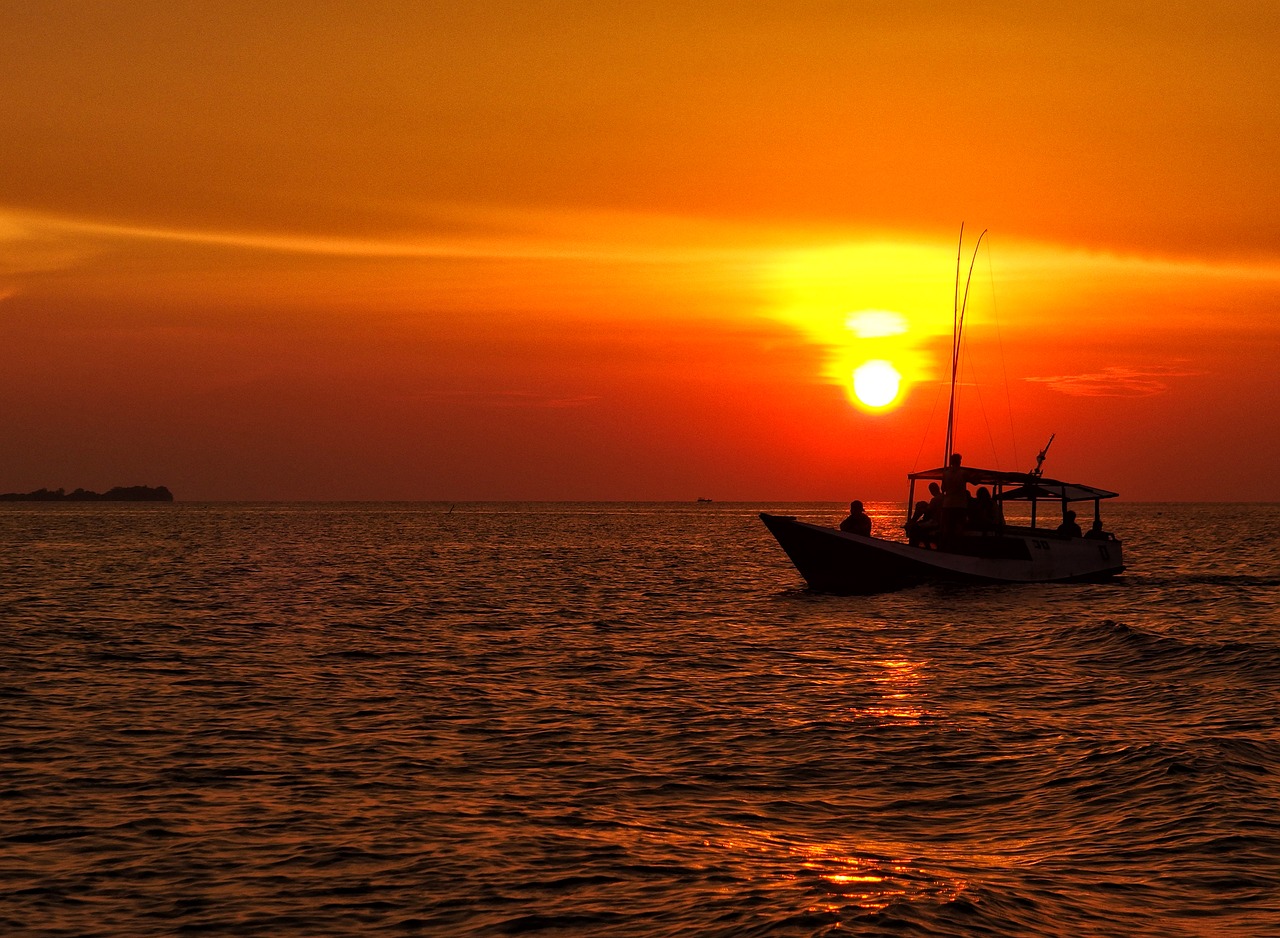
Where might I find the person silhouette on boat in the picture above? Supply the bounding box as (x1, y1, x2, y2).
(840, 500, 872, 536)
(906, 496, 937, 547)
(940, 453, 971, 542)
(970, 486, 1004, 536)
(1085, 518, 1112, 540)
(927, 482, 943, 521)
(1056, 510, 1083, 538)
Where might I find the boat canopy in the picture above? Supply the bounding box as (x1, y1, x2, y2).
(907, 466, 1118, 502)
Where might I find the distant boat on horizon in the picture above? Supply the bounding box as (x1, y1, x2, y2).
(760, 228, 1124, 594)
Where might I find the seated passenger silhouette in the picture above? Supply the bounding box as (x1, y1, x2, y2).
(840, 500, 872, 536)
(969, 487, 1004, 536)
(926, 482, 943, 522)
(906, 498, 937, 547)
(1085, 519, 1112, 540)
(1056, 510, 1083, 538)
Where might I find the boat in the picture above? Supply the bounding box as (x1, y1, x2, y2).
(760, 229, 1124, 593)
(760, 468, 1123, 593)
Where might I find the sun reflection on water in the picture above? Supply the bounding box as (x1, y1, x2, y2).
(859, 657, 930, 725)
(707, 829, 970, 922)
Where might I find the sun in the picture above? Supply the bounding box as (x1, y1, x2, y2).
(852, 360, 901, 408)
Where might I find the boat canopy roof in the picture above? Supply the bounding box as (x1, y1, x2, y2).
(908, 466, 1118, 502)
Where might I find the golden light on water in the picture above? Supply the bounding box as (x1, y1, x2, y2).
(861, 657, 928, 724)
(705, 831, 972, 922)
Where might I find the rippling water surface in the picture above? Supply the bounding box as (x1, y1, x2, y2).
(2, 502, 1278, 936)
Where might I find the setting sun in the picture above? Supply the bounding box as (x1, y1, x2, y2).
(852, 360, 902, 409)
(764, 245, 955, 417)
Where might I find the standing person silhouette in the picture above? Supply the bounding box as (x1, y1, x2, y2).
(940, 453, 970, 543)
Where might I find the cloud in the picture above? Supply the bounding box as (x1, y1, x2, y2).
(1, 204, 767, 268)
(1025, 365, 1202, 397)
(0, 211, 105, 277)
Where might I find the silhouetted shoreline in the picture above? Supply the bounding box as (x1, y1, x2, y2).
(0, 486, 174, 502)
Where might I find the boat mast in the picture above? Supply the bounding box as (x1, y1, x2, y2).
(944, 226, 987, 465)
(944, 226, 963, 465)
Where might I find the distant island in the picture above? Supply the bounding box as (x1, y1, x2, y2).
(0, 485, 174, 502)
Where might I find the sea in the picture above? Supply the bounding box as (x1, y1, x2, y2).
(2, 501, 1278, 937)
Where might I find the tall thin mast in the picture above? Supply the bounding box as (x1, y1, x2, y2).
(945, 225, 964, 464)
(944, 226, 987, 466)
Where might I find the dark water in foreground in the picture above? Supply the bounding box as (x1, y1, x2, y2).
(2, 502, 1278, 937)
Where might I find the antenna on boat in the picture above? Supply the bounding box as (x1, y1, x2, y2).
(944, 225, 987, 465)
(1030, 433, 1055, 478)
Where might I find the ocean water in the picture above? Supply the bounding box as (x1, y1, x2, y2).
(2, 501, 1278, 937)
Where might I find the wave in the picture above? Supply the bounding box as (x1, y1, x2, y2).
(1132, 572, 1280, 589)
(1058, 618, 1280, 681)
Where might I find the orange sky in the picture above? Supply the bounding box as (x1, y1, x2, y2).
(3, 2, 1279, 500)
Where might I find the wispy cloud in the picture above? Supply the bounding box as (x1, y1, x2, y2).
(0, 212, 105, 277)
(1025, 365, 1202, 397)
(0, 206, 583, 265)
(0, 205, 765, 269)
